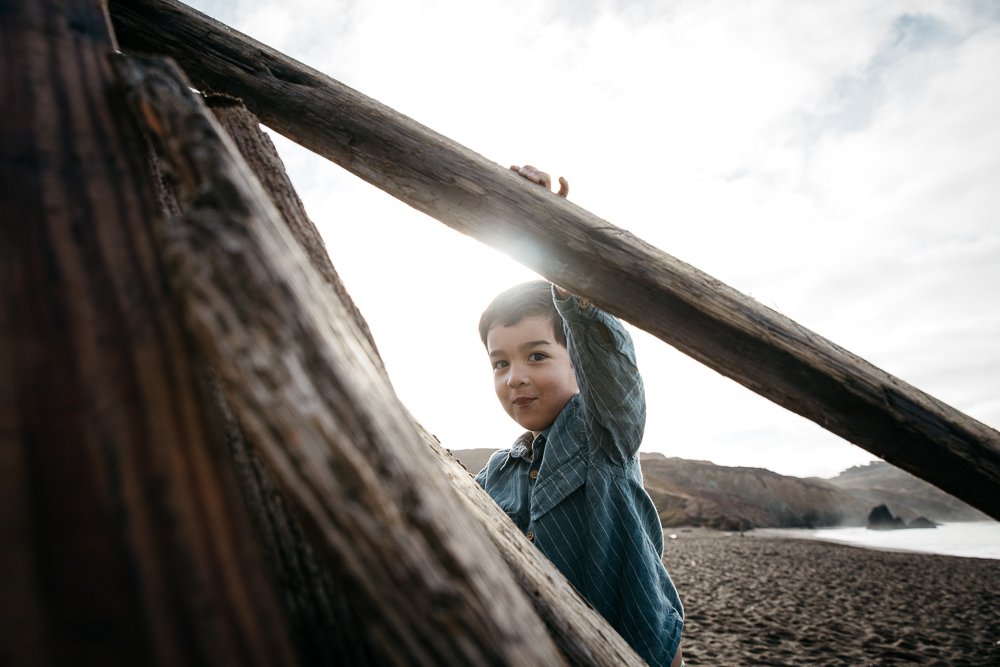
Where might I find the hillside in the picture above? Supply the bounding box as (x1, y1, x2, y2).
(638, 455, 863, 530)
(450, 449, 988, 529)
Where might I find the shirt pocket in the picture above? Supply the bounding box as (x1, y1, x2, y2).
(530, 450, 588, 522)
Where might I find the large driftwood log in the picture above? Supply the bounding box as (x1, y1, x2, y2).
(157, 96, 380, 664)
(112, 53, 572, 666)
(110, 0, 1000, 520)
(1, 1, 299, 663)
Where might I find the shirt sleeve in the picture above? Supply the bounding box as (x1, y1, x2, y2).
(553, 287, 646, 464)
(474, 447, 513, 488)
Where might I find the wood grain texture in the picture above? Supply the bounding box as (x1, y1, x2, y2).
(150, 97, 380, 665)
(110, 0, 1000, 520)
(113, 53, 569, 666)
(1, 1, 297, 664)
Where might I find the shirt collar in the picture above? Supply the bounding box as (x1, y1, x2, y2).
(509, 431, 534, 460)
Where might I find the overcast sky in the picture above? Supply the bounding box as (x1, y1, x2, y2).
(184, 0, 999, 478)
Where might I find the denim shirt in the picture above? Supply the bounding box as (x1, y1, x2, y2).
(476, 290, 684, 666)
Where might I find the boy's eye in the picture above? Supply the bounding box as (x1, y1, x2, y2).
(492, 359, 509, 370)
(528, 352, 548, 362)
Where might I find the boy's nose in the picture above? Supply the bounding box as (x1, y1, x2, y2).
(506, 367, 529, 388)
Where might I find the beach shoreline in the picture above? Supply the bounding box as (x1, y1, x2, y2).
(749, 521, 1000, 560)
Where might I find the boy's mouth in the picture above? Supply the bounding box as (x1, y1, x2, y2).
(512, 397, 536, 407)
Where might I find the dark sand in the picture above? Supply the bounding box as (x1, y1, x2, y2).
(663, 529, 1000, 666)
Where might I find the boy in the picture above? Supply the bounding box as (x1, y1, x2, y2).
(475, 268, 685, 664)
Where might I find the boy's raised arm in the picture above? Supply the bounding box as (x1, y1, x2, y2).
(510, 164, 645, 461)
(553, 287, 646, 464)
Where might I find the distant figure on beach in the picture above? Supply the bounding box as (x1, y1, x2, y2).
(475, 165, 685, 667)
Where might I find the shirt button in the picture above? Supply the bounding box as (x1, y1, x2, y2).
(526, 530, 535, 542)
(529, 470, 538, 480)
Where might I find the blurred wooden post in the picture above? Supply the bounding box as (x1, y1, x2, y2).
(110, 0, 1000, 521)
(1, 1, 298, 663)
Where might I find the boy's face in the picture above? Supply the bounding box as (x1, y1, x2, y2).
(486, 315, 579, 436)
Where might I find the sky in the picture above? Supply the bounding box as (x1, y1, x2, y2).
(182, 0, 999, 478)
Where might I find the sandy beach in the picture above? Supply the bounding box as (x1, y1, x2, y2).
(663, 529, 1000, 666)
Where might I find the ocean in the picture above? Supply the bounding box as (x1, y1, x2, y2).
(755, 521, 1000, 560)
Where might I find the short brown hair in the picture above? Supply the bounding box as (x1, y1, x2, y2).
(478, 280, 567, 348)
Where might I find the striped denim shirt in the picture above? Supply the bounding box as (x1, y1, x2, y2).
(476, 291, 684, 666)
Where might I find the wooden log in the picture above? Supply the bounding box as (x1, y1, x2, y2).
(154, 96, 381, 664)
(1, 1, 299, 663)
(112, 53, 570, 666)
(203, 96, 647, 666)
(109, 0, 1000, 520)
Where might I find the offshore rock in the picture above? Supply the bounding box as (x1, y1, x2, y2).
(907, 516, 938, 529)
(867, 504, 905, 530)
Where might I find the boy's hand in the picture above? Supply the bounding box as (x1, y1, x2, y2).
(511, 164, 573, 300)
(510, 164, 569, 198)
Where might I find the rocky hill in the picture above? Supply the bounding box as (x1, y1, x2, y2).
(450, 449, 988, 530)
(639, 455, 859, 530)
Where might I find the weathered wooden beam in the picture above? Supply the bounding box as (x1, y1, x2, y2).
(1, 1, 299, 663)
(179, 96, 380, 665)
(205, 96, 647, 666)
(110, 0, 1000, 519)
(113, 53, 573, 666)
